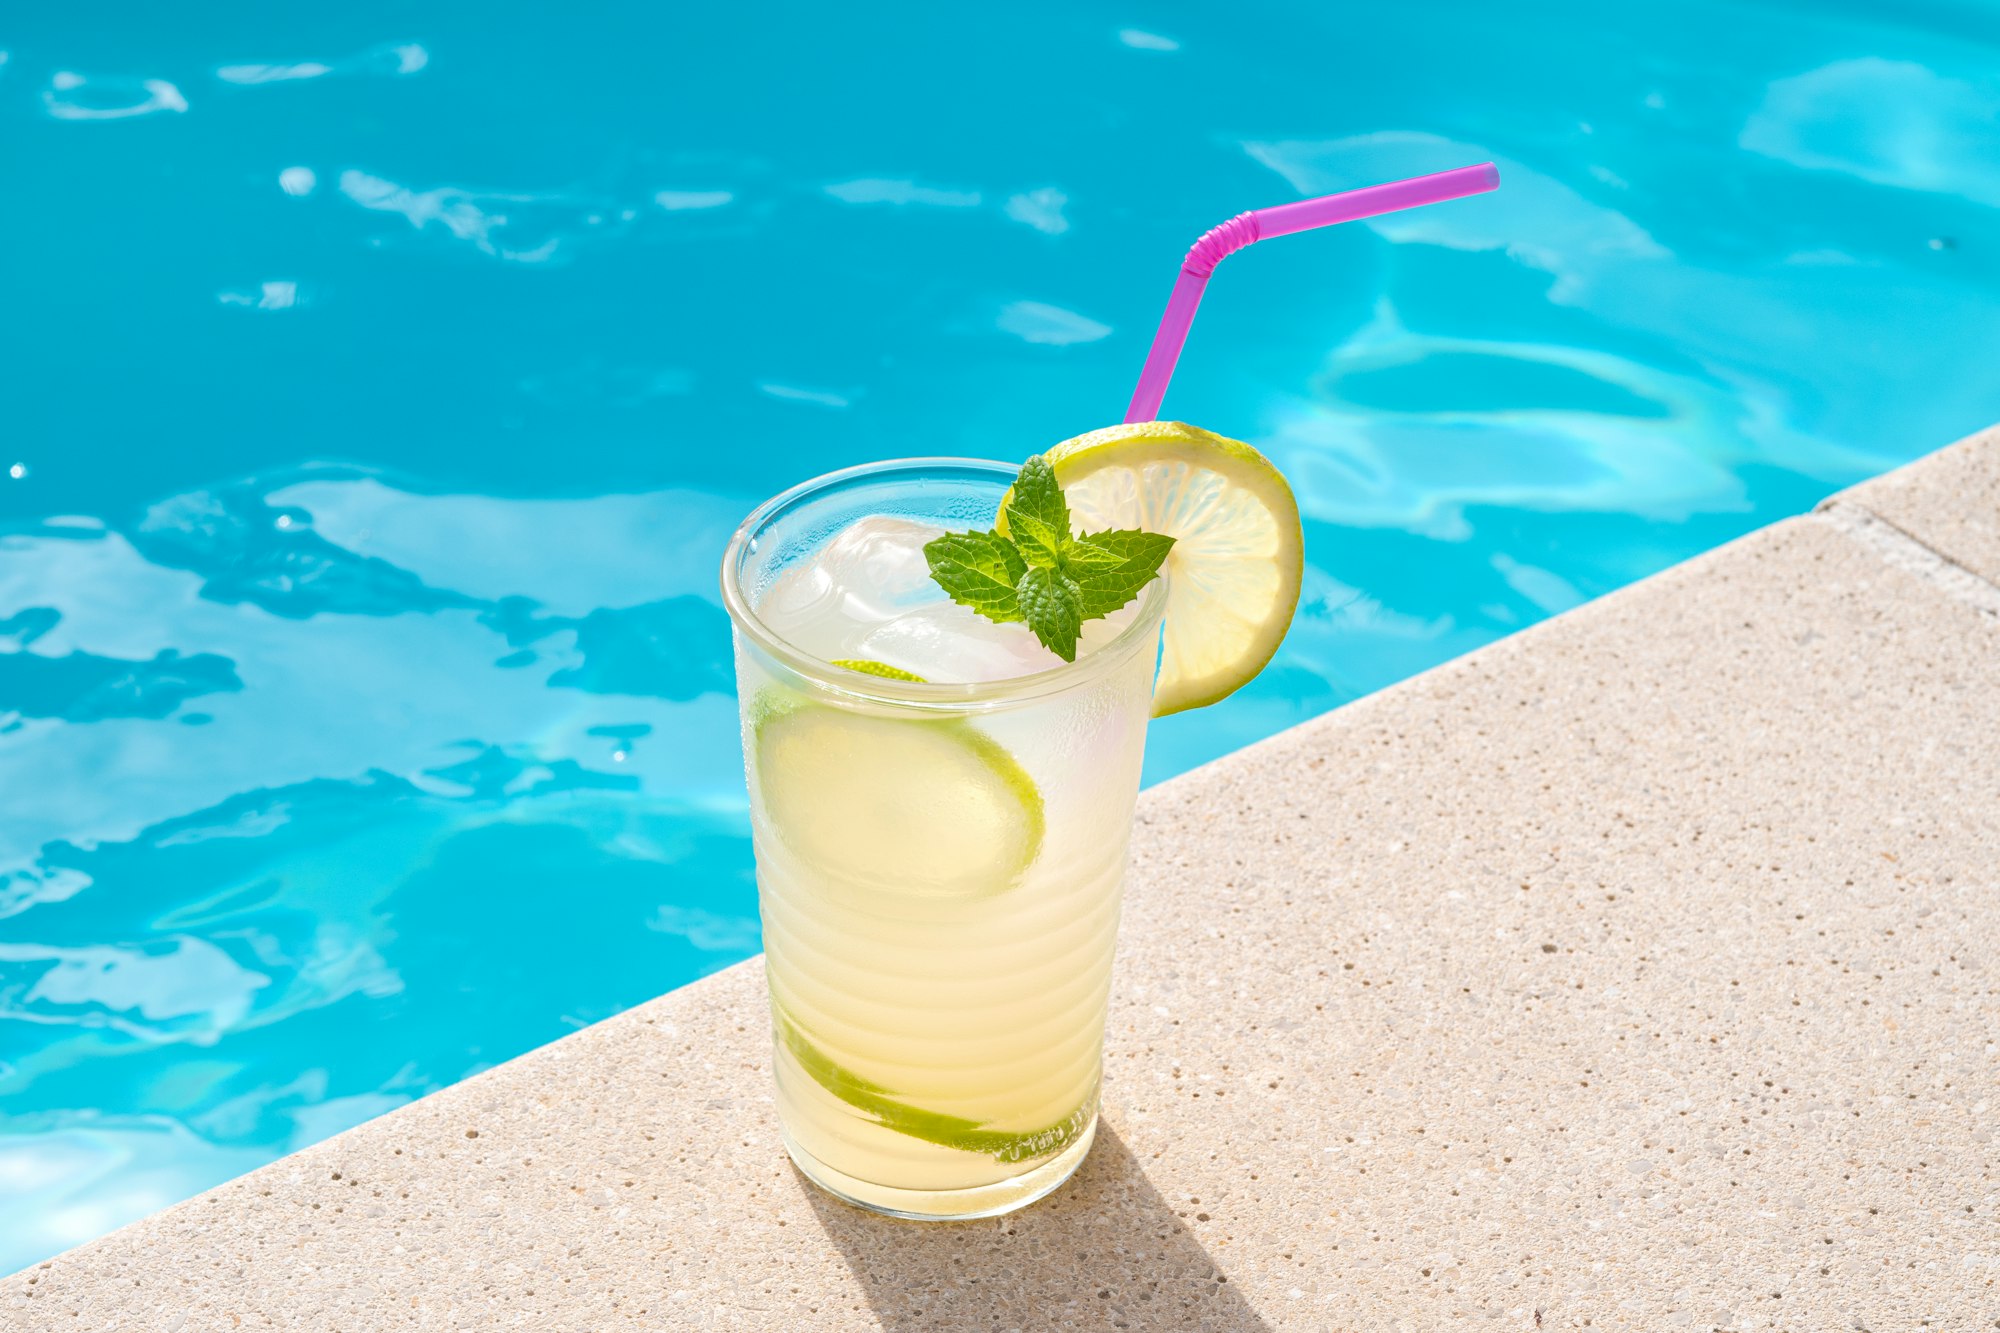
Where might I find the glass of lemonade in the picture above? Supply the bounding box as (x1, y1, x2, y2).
(720, 458, 1171, 1218)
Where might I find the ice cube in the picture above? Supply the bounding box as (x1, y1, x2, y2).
(851, 601, 1054, 683)
(758, 516, 946, 651)
(756, 514, 1147, 683)
(850, 595, 1145, 683)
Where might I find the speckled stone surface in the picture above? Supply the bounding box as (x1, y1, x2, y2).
(7, 462, 1999, 1329)
(1827, 422, 2000, 585)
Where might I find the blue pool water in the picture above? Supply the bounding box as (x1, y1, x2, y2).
(4, 2, 1999, 1272)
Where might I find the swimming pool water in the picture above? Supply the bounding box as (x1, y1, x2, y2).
(4, 1, 1998, 1272)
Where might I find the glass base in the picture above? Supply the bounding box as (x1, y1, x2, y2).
(781, 1114, 1097, 1221)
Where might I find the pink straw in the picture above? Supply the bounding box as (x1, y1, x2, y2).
(1124, 162, 1500, 423)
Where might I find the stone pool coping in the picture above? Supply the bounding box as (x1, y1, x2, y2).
(6, 426, 1997, 1331)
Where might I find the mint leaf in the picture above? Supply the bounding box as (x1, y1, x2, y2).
(830, 658, 928, 682)
(1008, 511, 1067, 569)
(924, 530, 1027, 622)
(1070, 528, 1176, 618)
(1017, 566, 1083, 662)
(925, 454, 1175, 664)
(1060, 537, 1128, 571)
(1004, 455, 1070, 567)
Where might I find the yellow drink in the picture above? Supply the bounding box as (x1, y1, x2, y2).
(721, 461, 1164, 1218)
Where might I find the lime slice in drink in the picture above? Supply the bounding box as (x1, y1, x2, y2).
(1012, 420, 1304, 717)
(752, 692, 1044, 895)
(775, 1007, 1092, 1162)
(829, 658, 927, 682)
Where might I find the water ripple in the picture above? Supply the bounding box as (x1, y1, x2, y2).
(0, 937, 272, 1040)
(132, 485, 476, 620)
(216, 41, 428, 85)
(216, 281, 300, 311)
(338, 170, 632, 264)
(0, 643, 241, 724)
(996, 300, 1111, 346)
(1742, 58, 2000, 207)
(654, 190, 734, 211)
(42, 71, 187, 121)
(824, 179, 982, 208)
(1003, 188, 1070, 236)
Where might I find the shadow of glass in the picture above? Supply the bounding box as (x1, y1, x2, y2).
(801, 1123, 1273, 1330)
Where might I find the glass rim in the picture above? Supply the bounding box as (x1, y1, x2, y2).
(719, 456, 1169, 710)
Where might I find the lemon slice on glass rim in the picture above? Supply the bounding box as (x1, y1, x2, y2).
(1004, 420, 1304, 717)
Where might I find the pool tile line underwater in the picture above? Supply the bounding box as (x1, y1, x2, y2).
(3, 424, 1997, 1329)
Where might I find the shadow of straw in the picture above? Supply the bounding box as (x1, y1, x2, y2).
(802, 1122, 1272, 1330)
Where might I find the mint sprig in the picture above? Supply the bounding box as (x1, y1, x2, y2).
(923, 454, 1175, 662)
